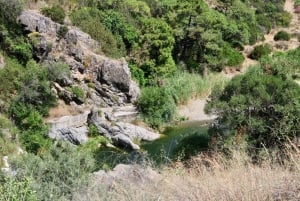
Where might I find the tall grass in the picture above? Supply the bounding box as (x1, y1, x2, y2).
(73, 147, 300, 201)
(164, 72, 228, 105)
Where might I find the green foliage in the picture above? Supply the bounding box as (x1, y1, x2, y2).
(249, 44, 272, 60)
(0, 24, 33, 64)
(57, 25, 68, 39)
(0, 58, 24, 111)
(260, 47, 300, 79)
(205, 68, 300, 156)
(222, 43, 245, 66)
(71, 86, 85, 100)
(70, 8, 125, 58)
(0, 176, 37, 201)
(138, 87, 176, 128)
(100, 10, 139, 50)
(164, 72, 227, 104)
(129, 63, 146, 86)
(17, 60, 57, 115)
(296, 0, 300, 6)
(45, 61, 71, 85)
(9, 103, 51, 154)
(88, 124, 99, 137)
(0, 0, 23, 23)
(138, 18, 176, 78)
(274, 30, 291, 41)
(12, 142, 95, 201)
(41, 5, 66, 24)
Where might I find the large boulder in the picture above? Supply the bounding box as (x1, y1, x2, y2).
(19, 10, 58, 36)
(49, 126, 88, 145)
(88, 108, 160, 150)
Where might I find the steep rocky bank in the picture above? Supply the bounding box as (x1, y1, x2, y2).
(19, 10, 159, 149)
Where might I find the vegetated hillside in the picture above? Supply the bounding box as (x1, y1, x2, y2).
(0, 0, 299, 200)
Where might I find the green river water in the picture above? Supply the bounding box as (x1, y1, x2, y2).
(141, 122, 209, 163)
(94, 122, 210, 169)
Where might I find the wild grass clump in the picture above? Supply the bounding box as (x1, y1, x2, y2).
(71, 147, 300, 201)
(164, 72, 228, 104)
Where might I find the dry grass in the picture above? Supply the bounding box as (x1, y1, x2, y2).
(73, 147, 300, 201)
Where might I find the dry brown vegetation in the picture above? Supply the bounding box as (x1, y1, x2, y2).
(73, 146, 300, 201)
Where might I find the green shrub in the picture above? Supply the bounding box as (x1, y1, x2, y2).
(41, 5, 65, 24)
(222, 44, 245, 66)
(88, 124, 99, 137)
(0, 0, 23, 23)
(0, 176, 37, 201)
(138, 87, 176, 128)
(9, 103, 51, 154)
(12, 142, 95, 201)
(274, 30, 291, 41)
(45, 61, 71, 85)
(57, 25, 68, 39)
(71, 86, 85, 100)
(249, 44, 272, 60)
(129, 63, 146, 86)
(205, 68, 300, 157)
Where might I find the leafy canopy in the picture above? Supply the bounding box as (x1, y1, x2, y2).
(205, 68, 300, 153)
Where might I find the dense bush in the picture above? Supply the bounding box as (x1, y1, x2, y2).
(260, 47, 300, 79)
(45, 61, 71, 85)
(12, 142, 95, 201)
(71, 86, 85, 100)
(9, 103, 51, 154)
(205, 68, 300, 157)
(274, 30, 291, 41)
(41, 5, 65, 24)
(249, 44, 272, 60)
(0, 0, 23, 23)
(0, 176, 37, 201)
(138, 87, 176, 128)
(222, 44, 245, 66)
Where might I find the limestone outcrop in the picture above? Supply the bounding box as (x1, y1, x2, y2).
(46, 107, 160, 149)
(19, 10, 140, 107)
(88, 108, 160, 150)
(20, 10, 157, 150)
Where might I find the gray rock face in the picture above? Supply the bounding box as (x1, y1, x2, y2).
(46, 110, 90, 144)
(19, 10, 140, 107)
(115, 122, 160, 141)
(19, 10, 58, 36)
(99, 58, 131, 91)
(94, 164, 160, 185)
(88, 109, 160, 150)
(49, 126, 88, 145)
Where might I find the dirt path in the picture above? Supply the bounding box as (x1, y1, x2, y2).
(180, 0, 299, 122)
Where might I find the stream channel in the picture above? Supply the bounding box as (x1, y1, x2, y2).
(141, 121, 210, 163)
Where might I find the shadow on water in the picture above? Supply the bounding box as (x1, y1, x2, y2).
(141, 121, 210, 164)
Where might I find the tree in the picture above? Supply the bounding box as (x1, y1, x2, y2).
(205, 68, 300, 155)
(136, 18, 176, 78)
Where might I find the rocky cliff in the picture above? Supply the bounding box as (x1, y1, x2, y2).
(19, 10, 140, 107)
(19, 10, 159, 149)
